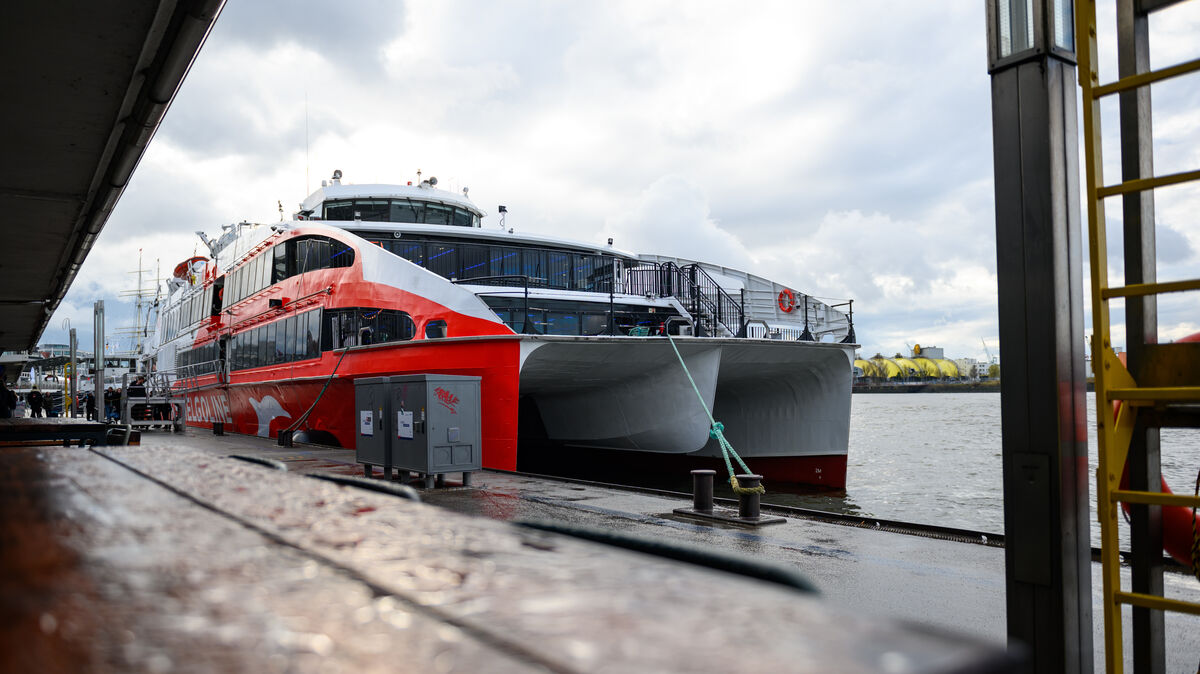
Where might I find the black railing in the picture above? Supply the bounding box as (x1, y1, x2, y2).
(682, 263, 745, 337)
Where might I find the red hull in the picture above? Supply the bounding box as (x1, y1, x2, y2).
(187, 338, 521, 471)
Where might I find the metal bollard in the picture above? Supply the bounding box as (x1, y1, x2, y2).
(213, 421, 224, 436)
(735, 474, 762, 519)
(691, 469, 716, 512)
(462, 471, 472, 487)
(277, 429, 293, 447)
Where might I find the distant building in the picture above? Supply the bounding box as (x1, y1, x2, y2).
(954, 358, 981, 379)
(913, 345, 944, 359)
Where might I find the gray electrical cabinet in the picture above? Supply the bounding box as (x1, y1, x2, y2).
(354, 376, 392, 471)
(354, 374, 482, 487)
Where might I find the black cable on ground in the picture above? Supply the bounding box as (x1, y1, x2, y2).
(515, 518, 818, 594)
(306, 473, 421, 502)
(227, 454, 287, 471)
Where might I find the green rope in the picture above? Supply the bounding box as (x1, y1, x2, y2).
(665, 332, 765, 496)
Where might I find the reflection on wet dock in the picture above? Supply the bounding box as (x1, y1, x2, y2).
(2, 430, 1192, 672)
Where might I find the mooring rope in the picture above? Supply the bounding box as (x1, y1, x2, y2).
(664, 332, 764, 496)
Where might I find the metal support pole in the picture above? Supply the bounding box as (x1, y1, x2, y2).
(93, 301, 105, 414)
(68, 328, 78, 418)
(987, 3, 1092, 670)
(1117, 2, 1164, 670)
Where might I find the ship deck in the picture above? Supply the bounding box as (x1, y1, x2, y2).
(4, 429, 1198, 671)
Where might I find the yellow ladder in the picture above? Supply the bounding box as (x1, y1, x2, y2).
(1076, 1, 1200, 671)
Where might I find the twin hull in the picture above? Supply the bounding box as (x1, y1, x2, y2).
(186, 334, 854, 488)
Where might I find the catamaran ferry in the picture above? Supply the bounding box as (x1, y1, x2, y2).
(145, 171, 857, 487)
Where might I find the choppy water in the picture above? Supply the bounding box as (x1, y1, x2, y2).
(779, 392, 1198, 548)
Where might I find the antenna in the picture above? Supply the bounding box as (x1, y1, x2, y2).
(305, 89, 310, 195)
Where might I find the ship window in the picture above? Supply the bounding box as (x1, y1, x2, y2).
(397, 241, 425, 267)
(490, 247, 521, 277)
(330, 240, 353, 268)
(263, 322, 275, 365)
(282, 317, 295, 360)
(294, 315, 307, 360)
(452, 209, 471, 227)
(428, 244, 457, 278)
(310, 238, 331, 271)
(424, 319, 447, 339)
(294, 240, 310, 275)
(324, 200, 355, 221)
(546, 311, 579, 335)
(273, 244, 288, 283)
(582, 313, 609, 336)
(257, 325, 268, 366)
(422, 204, 450, 225)
(391, 200, 421, 223)
(356, 200, 387, 221)
(547, 251, 571, 289)
(306, 310, 321, 359)
(523, 250, 546, 287)
(259, 251, 272, 289)
(459, 245, 488, 280)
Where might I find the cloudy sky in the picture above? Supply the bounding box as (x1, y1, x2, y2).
(42, 1, 1200, 363)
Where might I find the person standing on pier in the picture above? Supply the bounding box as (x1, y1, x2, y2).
(28, 388, 43, 418)
(0, 380, 15, 419)
(84, 391, 96, 421)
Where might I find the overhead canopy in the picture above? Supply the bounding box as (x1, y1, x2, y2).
(0, 0, 224, 352)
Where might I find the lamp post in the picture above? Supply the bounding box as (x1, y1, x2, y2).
(985, 1, 1091, 673)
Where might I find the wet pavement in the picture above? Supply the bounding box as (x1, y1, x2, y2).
(2, 429, 1194, 671)
(0, 434, 1023, 673)
(199, 430, 1200, 672)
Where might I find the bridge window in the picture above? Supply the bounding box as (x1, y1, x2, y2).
(323, 198, 479, 227)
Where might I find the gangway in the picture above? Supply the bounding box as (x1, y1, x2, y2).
(1076, 0, 1200, 671)
(117, 364, 213, 432)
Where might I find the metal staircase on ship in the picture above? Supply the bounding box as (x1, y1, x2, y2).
(1077, 0, 1200, 670)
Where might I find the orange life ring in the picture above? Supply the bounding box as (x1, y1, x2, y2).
(778, 288, 796, 313)
(1112, 333, 1200, 569)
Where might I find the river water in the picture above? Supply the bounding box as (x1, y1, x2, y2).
(780, 392, 1198, 548)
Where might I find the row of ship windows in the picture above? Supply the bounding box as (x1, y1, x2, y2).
(160, 236, 356, 343)
(482, 298, 679, 336)
(322, 199, 481, 228)
(223, 235, 355, 306)
(359, 235, 620, 292)
(175, 307, 420, 374)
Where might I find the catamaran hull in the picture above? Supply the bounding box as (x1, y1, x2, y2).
(518, 336, 854, 488)
(183, 335, 852, 487)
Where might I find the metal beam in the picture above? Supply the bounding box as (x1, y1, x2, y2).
(989, 50, 1093, 674)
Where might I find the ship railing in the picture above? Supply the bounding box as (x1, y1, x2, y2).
(141, 360, 225, 397)
(118, 370, 194, 430)
(626, 262, 745, 337)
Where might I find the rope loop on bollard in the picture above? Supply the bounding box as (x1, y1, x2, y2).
(665, 333, 765, 496)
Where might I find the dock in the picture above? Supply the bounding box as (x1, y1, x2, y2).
(5, 430, 1198, 672)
